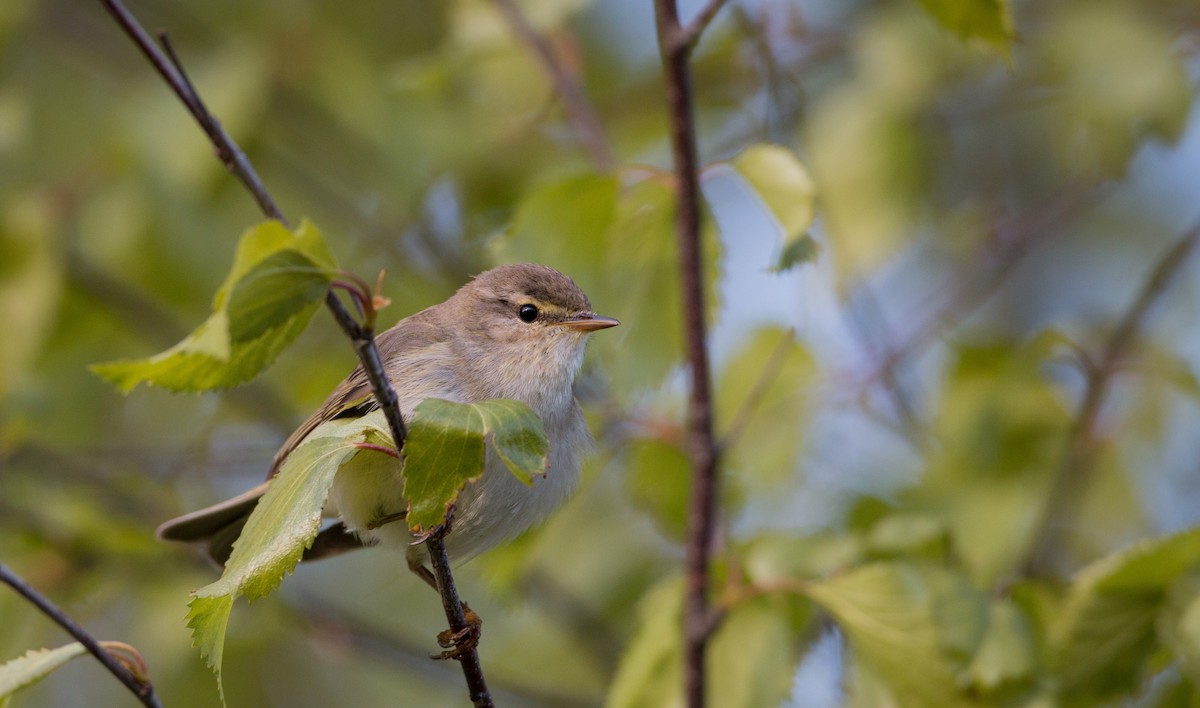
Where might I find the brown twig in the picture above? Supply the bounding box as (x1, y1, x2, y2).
(426, 531, 493, 707)
(490, 0, 615, 170)
(0, 562, 163, 708)
(654, 1, 727, 705)
(1027, 219, 1200, 576)
(95, 0, 492, 702)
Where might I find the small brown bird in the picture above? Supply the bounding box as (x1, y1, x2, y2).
(158, 264, 618, 590)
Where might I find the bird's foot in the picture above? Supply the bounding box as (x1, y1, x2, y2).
(432, 604, 482, 660)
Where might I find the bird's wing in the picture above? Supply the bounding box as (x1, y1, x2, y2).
(266, 309, 448, 478)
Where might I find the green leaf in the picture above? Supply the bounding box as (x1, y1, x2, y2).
(915, 0, 1014, 52)
(729, 143, 817, 245)
(965, 600, 1036, 693)
(716, 327, 815, 487)
(806, 562, 986, 707)
(1049, 526, 1200, 703)
(623, 437, 691, 541)
(403, 398, 549, 532)
(0, 644, 89, 703)
(605, 578, 684, 708)
(772, 234, 821, 273)
(187, 410, 393, 699)
(710, 594, 810, 708)
(91, 219, 336, 393)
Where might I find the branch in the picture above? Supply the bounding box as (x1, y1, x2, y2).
(662, 0, 730, 56)
(1027, 219, 1200, 576)
(95, 0, 491, 700)
(655, 1, 725, 706)
(426, 532, 493, 708)
(490, 0, 615, 170)
(0, 562, 162, 708)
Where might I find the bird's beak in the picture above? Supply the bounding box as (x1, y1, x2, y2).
(556, 313, 620, 332)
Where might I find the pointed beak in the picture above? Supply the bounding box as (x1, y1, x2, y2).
(556, 313, 620, 332)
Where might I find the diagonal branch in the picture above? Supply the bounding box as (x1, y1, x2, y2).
(491, 0, 615, 170)
(0, 562, 163, 708)
(1027, 219, 1200, 576)
(95, 1, 490, 703)
(655, 1, 727, 706)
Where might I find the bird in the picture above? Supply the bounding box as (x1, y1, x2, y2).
(157, 263, 618, 596)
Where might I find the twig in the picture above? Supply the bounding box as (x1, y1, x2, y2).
(95, 0, 489, 700)
(490, 0, 615, 170)
(1027, 219, 1200, 576)
(426, 532, 493, 707)
(0, 562, 163, 708)
(655, 1, 727, 705)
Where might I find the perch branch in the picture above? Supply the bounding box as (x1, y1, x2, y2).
(96, 0, 488, 701)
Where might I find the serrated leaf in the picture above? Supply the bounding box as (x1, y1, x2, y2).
(91, 219, 335, 393)
(0, 644, 89, 702)
(806, 562, 985, 707)
(473, 398, 549, 485)
(916, 0, 1013, 52)
(1049, 526, 1200, 703)
(730, 143, 817, 245)
(403, 398, 549, 532)
(187, 410, 393, 700)
(605, 578, 684, 708)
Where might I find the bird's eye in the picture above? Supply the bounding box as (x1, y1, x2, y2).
(518, 304, 539, 323)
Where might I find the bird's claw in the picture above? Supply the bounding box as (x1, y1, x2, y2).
(432, 604, 482, 660)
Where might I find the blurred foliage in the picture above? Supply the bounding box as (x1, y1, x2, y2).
(2, 0, 1200, 706)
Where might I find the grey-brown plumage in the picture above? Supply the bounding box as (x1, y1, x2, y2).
(157, 264, 617, 577)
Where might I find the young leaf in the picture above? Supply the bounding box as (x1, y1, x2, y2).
(709, 594, 811, 708)
(186, 410, 393, 699)
(0, 644, 90, 703)
(729, 143, 817, 246)
(91, 219, 336, 393)
(915, 0, 1014, 53)
(403, 398, 549, 532)
(1049, 526, 1200, 703)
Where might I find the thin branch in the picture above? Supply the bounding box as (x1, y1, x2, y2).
(95, 0, 491, 701)
(655, 1, 725, 705)
(1027, 219, 1200, 576)
(0, 562, 163, 708)
(490, 0, 615, 170)
(426, 531, 493, 707)
(680, 0, 731, 52)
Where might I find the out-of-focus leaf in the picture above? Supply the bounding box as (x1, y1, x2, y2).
(743, 533, 863, 585)
(1044, 4, 1191, 176)
(729, 143, 817, 245)
(965, 600, 1037, 693)
(188, 410, 394, 699)
(710, 594, 810, 708)
(915, 0, 1013, 52)
(403, 397, 548, 532)
(806, 562, 986, 707)
(623, 437, 691, 541)
(0, 643, 89, 703)
(865, 513, 948, 559)
(1049, 526, 1200, 704)
(716, 327, 815, 487)
(605, 577, 683, 708)
(772, 234, 821, 272)
(902, 343, 1069, 586)
(91, 220, 335, 393)
(0, 192, 62, 400)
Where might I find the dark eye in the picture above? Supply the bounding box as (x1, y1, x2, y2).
(518, 304, 539, 323)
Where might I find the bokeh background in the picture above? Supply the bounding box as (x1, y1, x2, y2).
(3, 0, 1200, 705)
